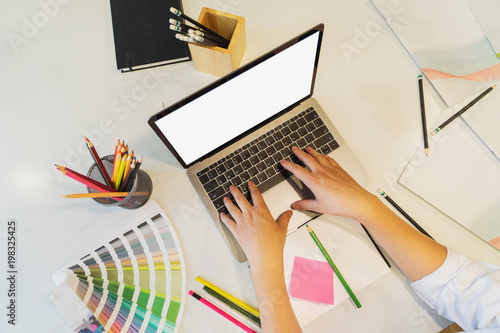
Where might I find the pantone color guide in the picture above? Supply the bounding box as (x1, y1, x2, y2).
(51, 201, 186, 333)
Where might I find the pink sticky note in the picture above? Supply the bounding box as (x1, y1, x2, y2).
(290, 256, 334, 305)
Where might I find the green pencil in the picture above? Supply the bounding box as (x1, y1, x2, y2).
(306, 224, 362, 308)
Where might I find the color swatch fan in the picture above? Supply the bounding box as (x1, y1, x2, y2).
(51, 201, 186, 333)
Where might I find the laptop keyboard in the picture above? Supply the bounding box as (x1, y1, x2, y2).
(196, 107, 339, 216)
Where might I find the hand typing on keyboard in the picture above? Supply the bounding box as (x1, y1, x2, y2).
(218, 144, 376, 333)
(283, 146, 376, 221)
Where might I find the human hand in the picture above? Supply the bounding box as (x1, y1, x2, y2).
(219, 182, 293, 269)
(282, 146, 378, 221)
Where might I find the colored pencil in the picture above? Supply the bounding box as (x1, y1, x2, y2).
(202, 291, 261, 332)
(306, 224, 361, 308)
(56, 165, 122, 201)
(84, 137, 113, 187)
(203, 285, 261, 326)
(377, 188, 433, 239)
(62, 191, 149, 199)
(120, 157, 136, 191)
(195, 276, 260, 317)
(189, 291, 257, 333)
(170, 7, 229, 44)
(431, 84, 496, 135)
(123, 156, 142, 190)
(111, 141, 123, 184)
(418, 74, 429, 156)
(115, 155, 128, 190)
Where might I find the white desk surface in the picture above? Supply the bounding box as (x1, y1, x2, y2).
(1, 0, 499, 332)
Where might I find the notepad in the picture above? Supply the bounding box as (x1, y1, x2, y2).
(109, 0, 190, 71)
(290, 256, 334, 305)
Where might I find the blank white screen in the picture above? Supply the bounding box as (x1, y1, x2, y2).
(155, 31, 320, 166)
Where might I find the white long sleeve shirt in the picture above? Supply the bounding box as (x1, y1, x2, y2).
(411, 248, 500, 332)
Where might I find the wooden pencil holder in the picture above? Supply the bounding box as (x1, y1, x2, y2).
(188, 7, 246, 77)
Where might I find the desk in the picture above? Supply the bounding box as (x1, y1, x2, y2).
(1, 0, 499, 332)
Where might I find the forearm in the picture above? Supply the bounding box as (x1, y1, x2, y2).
(358, 194, 447, 282)
(251, 262, 302, 333)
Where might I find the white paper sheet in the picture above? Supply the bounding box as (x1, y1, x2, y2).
(398, 106, 500, 243)
(284, 215, 391, 327)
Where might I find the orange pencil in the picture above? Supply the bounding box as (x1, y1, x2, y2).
(120, 157, 136, 191)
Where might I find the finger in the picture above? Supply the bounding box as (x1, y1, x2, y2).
(223, 196, 243, 220)
(305, 146, 331, 167)
(290, 199, 322, 214)
(291, 146, 322, 171)
(276, 210, 293, 232)
(247, 181, 266, 208)
(281, 158, 311, 185)
(220, 211, 237, 233)
(229, 185, 252, 212)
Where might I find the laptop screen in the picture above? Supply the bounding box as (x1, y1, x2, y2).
(149, 25, 323, 168)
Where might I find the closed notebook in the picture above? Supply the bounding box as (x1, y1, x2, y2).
(109, 0, 190, 72)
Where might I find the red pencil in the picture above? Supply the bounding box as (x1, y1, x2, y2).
(84, 137, 112, 187)
(189, 291, 256, 333)
(55, 165, 122, 201)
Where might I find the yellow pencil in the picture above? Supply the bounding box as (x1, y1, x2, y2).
(122, 153, 133, 182)
(196, 276, 260, 317)
(111, 146, 122, 184)
(115, 155, 127, 190)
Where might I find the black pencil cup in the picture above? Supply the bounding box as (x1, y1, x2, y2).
(86, 155, 152, 209)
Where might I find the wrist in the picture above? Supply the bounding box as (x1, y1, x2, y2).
(249, 254, 285, 278)
(354, 193, 388, 226)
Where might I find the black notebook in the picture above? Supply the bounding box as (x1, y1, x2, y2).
(109, 0, 191, 72)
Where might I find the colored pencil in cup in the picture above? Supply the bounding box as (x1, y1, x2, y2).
(55, 165, 122, 201)
(62, 191, 149, 199)
(189, 291, 257, 333)
(123, 156, 142, 190)
(306, 224, 362, 308)
(120, 157, 136, 191)
(111, 141, 123, 184)
(115, 154, 128, 190)
(84, 137, 113, 186)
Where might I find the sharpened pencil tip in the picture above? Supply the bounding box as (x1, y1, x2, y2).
(425, 148, 429, 156)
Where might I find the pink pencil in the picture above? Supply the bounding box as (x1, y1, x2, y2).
(189, 291, 256, 333)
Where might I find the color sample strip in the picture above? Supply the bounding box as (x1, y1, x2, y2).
(153, 213, 183, 325)
(96, 245, 119, 282)
(139, 221, 167, 294)
(60, 201, 186, 332)
(82, 254, 102, 280)
(124, 229, 151, 290)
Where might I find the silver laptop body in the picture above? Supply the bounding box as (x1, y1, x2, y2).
(149, 24, 369, 262)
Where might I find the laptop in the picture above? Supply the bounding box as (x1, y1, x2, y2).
(148, 24, 370, 262)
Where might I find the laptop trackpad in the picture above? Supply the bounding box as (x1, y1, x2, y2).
(262, 176, 317, 235)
